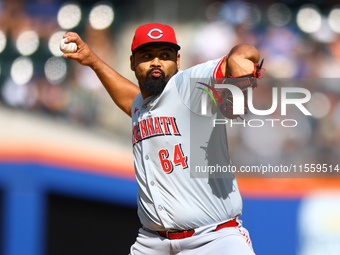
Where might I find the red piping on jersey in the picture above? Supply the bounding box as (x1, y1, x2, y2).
(213, 57, 226, 79)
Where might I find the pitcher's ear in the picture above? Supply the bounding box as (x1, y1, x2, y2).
(130, 55, 135, 71)
(177, 53, 180, 70)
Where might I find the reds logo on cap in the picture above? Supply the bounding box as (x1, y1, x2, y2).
(147, 28, 163, 39)
(131, 23, 181, 53)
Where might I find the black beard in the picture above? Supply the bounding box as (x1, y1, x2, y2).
(140, 69, 167, 96)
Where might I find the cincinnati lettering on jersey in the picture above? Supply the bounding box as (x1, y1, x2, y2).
(132, 116, 180, 144)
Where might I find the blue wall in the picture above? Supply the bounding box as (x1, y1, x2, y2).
(241, 198, 300, 255)
(0, 162, 137, 255)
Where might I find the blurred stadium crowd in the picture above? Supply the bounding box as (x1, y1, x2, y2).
(0, 0, 339, 175)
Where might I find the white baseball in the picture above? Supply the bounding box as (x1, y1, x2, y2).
(60, 37, 78, 53)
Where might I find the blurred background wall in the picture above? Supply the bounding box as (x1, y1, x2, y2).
(0, 0, 340, 254)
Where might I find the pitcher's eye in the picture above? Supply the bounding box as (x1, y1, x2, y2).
(161, 53, 170, 59)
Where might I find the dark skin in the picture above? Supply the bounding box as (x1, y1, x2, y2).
(62, 32, 259, 117)
(62, 32, 140, 117)
(130, 45, 180, 99)
(225, 44, 260, 77)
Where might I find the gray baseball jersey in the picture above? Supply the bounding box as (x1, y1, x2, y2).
(131, 57, 242, 232)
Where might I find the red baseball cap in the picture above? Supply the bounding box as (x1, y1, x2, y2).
(131, 23, 181, 53)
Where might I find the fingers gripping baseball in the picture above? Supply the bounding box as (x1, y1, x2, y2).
(61, 32, 98, 67)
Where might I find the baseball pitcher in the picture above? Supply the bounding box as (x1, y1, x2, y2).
(62, 23, 262, 255)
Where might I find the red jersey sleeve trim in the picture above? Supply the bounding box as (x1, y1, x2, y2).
(213, 56, 226, 79)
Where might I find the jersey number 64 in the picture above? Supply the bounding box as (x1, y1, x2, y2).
(158, 143, 188, 174)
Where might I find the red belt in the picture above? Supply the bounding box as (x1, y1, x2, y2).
(157, 219, 238, 240)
